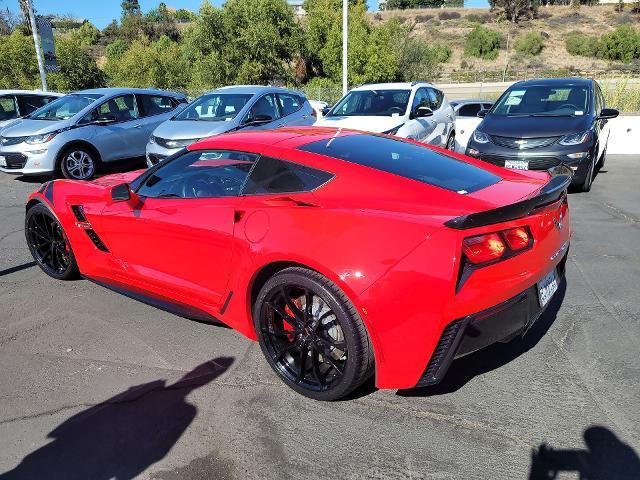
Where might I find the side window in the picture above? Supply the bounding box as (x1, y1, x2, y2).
(137, 150, 258, 199)
(483, 103, 493, 111)
(246, 94, 280, 122)
(426, 88, 444, 110)
(458, 103, 482, 117)
(0, 96, 18, 121)
(138, 95, 176, 117)
(243, 156, 334, 195)
(91, 94, 139, 123)
(18, 95, 54, 116)
(411, 88, 429, 112)
(277, 93, 303, 117)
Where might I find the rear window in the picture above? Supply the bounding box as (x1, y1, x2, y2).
(298, 134, 500, 194)
(243, 156, 333, 195)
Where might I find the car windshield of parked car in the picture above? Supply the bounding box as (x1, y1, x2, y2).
(491, 85, 589, 117)
(328, 90, 411, 117)
(173, 93, 253, 122)
(28, 94, 101, 121)
(299, 133, 500, 194)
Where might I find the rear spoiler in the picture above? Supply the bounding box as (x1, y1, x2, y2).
(444, 166, 572, 230)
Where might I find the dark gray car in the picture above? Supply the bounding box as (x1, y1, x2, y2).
(465, 78, 619, 192)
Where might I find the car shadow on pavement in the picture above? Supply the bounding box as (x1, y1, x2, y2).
(0, 261, 36, 277)
(397, 279, 567, 398)
(528, 425, 640, 480)
(0, 357, 234, 480)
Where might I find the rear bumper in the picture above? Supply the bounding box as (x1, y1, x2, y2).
(415, 249, 568, 387)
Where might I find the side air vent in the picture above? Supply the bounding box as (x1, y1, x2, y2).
(85, 229, 109, 252)
(415, 318, 467, 387)
(71, 205, 87, 222)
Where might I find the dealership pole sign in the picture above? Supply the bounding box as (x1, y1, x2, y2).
(38, 16, 59, 73)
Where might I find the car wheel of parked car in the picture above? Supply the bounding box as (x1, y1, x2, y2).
(581, 158, 594, 192)
(254, 267, 373, 401)
(597, 145, 607, 168)
(60, 147, 97, 180)
(25, 204, 80, 280)
(446, 133, 456, 151)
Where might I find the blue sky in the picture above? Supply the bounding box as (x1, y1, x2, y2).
(2, 0, 489, 29)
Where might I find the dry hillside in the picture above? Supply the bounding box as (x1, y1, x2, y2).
(371, 5, 640, 81)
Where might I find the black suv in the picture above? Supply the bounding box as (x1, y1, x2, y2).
(466, 78, 618, 192)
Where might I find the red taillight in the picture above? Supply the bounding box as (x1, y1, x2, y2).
(503, 227, 530, 251)
(462, 226, 533, 265)
(462, 233, 507, 264)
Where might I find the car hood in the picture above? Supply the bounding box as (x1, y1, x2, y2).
(153, 120, 236, 140)
(0, 118, 69, 137)
(479, 114, 591, 138)
(315, 115, 406, 133)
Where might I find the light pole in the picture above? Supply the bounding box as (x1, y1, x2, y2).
(342, 0, 348, 95)
(26, 0, 47, 91)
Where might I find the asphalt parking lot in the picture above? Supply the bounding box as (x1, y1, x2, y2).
(0, 156, 639, 479)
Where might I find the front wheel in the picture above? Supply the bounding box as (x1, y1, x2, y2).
(60, 147, 97, 180)
(446, 133, 456, 151)
(254, 267, 373, 401)
(581, 158, 594, 192)
(25, 204, 80, 280)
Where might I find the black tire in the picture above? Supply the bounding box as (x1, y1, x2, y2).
(597, 145, 607, 168)
(60, 146, 98, 180)
(446, 132, 456, 151)
(581, 158, 594, 192)
(25, 203, 80, 280)
(253, 267, 373, 401)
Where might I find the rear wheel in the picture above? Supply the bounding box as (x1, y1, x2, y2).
(25, 204, 79, 280)
(254, 267, 373, 401)
(60, 147, 97, 180)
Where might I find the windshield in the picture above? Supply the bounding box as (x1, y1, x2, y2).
(29, 94, 101, 121)
(328, 90, 411, 117)
(491, 85, 590, 117)
(173, 93, 253, 122)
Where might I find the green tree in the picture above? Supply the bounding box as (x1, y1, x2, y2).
(597, 25, 640, 63)
(489, 0, 537, 23)
(48, 37, 105, 90)
(70, 21, 101, 47)
(121, 0, 141, 18)
(465, 25, 502, 60)
(0, 30, 39, 88)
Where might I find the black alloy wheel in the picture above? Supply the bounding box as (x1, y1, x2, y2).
(254, 267, 373, 401)
(25, 204, 79, 280)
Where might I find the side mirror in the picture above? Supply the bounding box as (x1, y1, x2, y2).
(94, 114, 116, 125)
(414, 106, 433, 118)
(598, 108, 619, 120)
(322, 106, 331, 116)
(111, 183, 131, 202)
(244, 114, 273, 126)
(477, 109, 488, 118)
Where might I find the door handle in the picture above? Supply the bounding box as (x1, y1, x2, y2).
(133, 124, 143, 129)
(276, 123, 285, 128)
(261, 196, 317, 207)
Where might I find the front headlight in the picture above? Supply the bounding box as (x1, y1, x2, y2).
(382, 124, 404, 136)
(472, 130, 490, 144)
(166, 138, 201, 149)
(25, 131, 58, 145)
(559, 131, 592, 146)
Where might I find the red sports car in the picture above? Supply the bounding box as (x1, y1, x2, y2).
(25, 127, 571, 400)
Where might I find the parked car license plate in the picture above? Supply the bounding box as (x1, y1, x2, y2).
(0, 156, 6, 167)
(537, 269, 559, 308)
(504, 160, 529, 170)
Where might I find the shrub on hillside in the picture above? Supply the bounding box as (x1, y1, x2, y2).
(414, 14, 433, 23)
(464, 25, 501, 60)
(439, 11, 461, 20)
(597, 25, 640, 62)
(514, 31, 545, 56)
(465, 13, 485, 24)
(565, 31, 599, 57)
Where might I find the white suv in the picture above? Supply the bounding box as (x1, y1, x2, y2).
(315, 82, 456, 149)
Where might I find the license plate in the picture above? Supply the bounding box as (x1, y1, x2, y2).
(537, 269, 559, 308)
(504, 160, 529, 170)
(0, 156, 6, 167)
